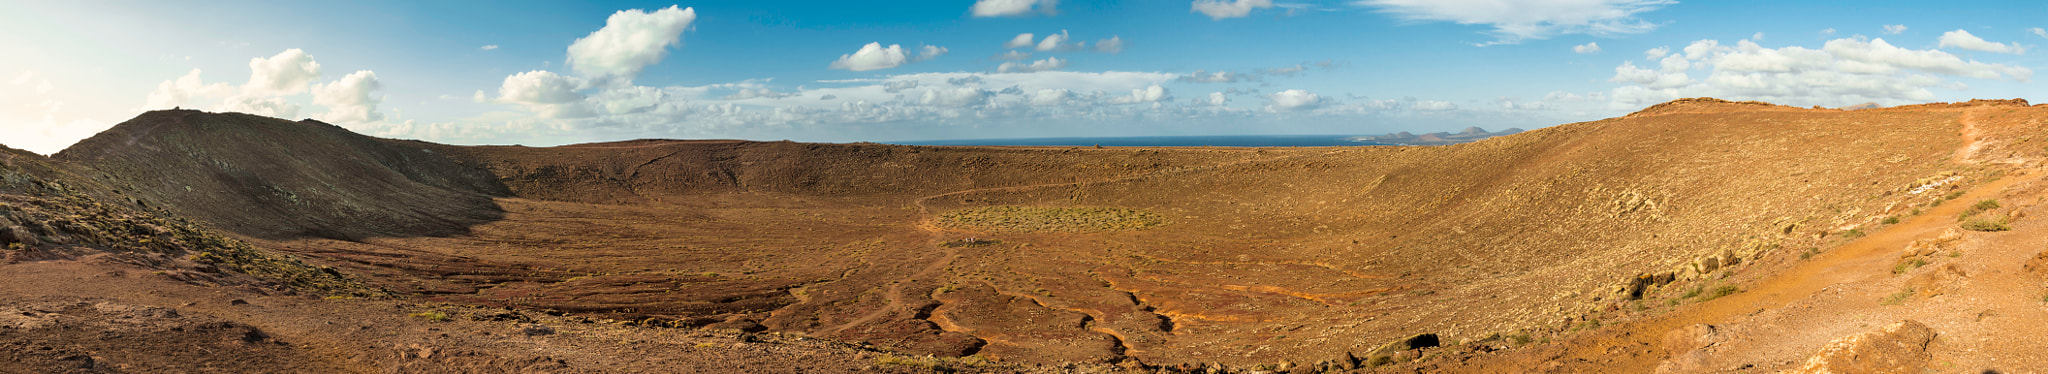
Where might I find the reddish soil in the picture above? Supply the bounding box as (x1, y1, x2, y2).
(7, 98, 2048, 372)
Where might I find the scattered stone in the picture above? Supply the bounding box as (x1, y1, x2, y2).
(1782, 320, 1935, 374)
(520, 324, 555, 336)
(0, 226, 33, 245)
(227, 299, 249, 306)
(2024, 250, 2048, 278)
(1371, 333, 1440, 356)
(704, 318, 767, 333)
(1662, 324, 1719, 354)
(1652, 324, 1723, 374)
(467, 310, 531, 323)
(1905, 264, 1968, 298)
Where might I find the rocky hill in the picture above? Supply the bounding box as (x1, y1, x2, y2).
(54, 109, 510, 241)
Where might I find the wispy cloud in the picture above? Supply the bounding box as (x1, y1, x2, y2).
(1355, 0, 1675, 45)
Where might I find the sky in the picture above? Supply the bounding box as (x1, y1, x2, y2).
(2, 0, 2045, 155)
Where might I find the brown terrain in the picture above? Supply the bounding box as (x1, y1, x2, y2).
(6, 97, 2048, 372)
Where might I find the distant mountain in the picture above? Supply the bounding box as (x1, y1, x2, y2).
(1346, 127, 1524, 145)
(1840, 102, 1884, 110)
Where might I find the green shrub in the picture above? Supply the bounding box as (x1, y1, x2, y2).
(1961, 216, 2012, 232)
(1960, 199, 2002, 219)
(1508, 333, 1532, 345)
(1697, 285, 1740, 302)
(1882, 216, 1900, 224)
(1881, 289, 1914, 305)
(1893, 258, 1929, 274)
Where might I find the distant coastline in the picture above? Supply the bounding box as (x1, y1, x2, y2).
(895, 135, 1381, 147)
(894, 127, 1523, 147)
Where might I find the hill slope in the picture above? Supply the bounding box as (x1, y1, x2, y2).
(55, 109, 510, 241)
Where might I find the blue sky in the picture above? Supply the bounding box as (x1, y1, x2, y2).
(2, 0, 2044, 154)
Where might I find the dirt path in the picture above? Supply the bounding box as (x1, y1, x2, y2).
(1957, 108, 1990, 162)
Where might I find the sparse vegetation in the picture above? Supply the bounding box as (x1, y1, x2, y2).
(1961, 199, 2002, 218)
(1697, 285, 1740, 302)
(937, 206, 1163, 233)
(1961, 215, 2012, 232)
(1881, 289, 1915, 305)
(1507, 333, 1532, 345)
(1955, 198, 2013, 232)
(872, 354, 991, 372)
(1893, 258, 1929, 274)
(410, 311, 451, 322)
(1882, 216, 1900, 224)
(940, 238, 1002, 248)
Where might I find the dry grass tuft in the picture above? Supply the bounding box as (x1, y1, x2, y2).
(937, 206, 1164, 233)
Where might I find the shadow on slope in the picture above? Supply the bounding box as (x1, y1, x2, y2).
(53, 109, 511, 241)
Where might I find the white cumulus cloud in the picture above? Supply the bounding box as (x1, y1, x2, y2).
(1192, 0, 1275, 20)
(1004, 33, 1036, 49)
(1109, 84, 1170, 104)
(1938, 29, 2024, 54)
(1036, 30, 1076, 52)
(143, 69, 234, 109)
(830, 43, 912, 71)
(243, 48, 322, 96)
(1608, 37, 2033, 108)
(1574, 42, 1601, 54)
(1096, 36, 1125, 53)
(1029, 88, 1074, 106)
(1356, 0, 1674, 45)
(998, 57, 1068, 73)
(219, 95, 301, 119)
(311, 70, 385, 123)
(918, 87, 994, 107)
(498, 70, 586, 104)
(481, 45, 500, 50)
(566, 5, 697, 79)
(1883, 25, 1907, 35)
(1178, 70, 1251, 83)
(918, 45, 950, 61)
(971, 0, 1057, 17)
(1265, 89, 1325, 111)
(883, 80, 920, 93)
